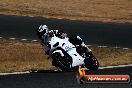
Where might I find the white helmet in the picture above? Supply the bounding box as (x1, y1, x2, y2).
(37, 25, 49, 39)
(38, 25, 49, 34)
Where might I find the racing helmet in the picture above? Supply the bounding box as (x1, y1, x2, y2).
(36, 25, 49, 39)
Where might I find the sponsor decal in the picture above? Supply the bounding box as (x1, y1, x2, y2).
(85, 75, 130, 83)
(77, 66, 130, 84)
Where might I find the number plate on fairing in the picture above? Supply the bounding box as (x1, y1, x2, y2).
(64, 45, 72, 52)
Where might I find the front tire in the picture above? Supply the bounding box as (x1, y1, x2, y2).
(51, 52, 72, 71)
(84, 52, 99, 70)
(52, 60, 58, 67)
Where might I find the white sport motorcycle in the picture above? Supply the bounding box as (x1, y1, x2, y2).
(48, 34, 99, 71)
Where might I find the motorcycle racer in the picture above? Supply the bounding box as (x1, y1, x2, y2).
(36, 25, 91, 55)
(36, 25, 99, 70)
(37, 25, 68, 54)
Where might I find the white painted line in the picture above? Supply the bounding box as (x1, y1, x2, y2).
(113, 46, 120, 49)
(29, 16, 34, 18)
(82, 64, 132, 71)
(123, 48, 129, 50)
(87, 45, 92, 47)
(70, 19, 76, 20)
(32, 40, 38, 42)
(0, 64, 132, 75)
(58, 18, 63, 19)
(97, 46, 108, 48)
(21, 39, 27, 41)
(44, 16, 49, 18)
(9, 38, 16, 40)
(99, 64, 132, 69)
(0, 71, 30, 76)
(54, 70, 58, 72)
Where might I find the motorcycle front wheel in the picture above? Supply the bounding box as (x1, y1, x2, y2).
(51, 52, 72, 71)
(84, 53, 99, 70)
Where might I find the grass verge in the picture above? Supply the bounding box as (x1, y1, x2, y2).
(0, 39, 132, 72)
(0, 0, 132, 23)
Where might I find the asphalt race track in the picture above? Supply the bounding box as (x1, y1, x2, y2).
(0, 66, 132, 88)
(0, 14, 132, 47)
